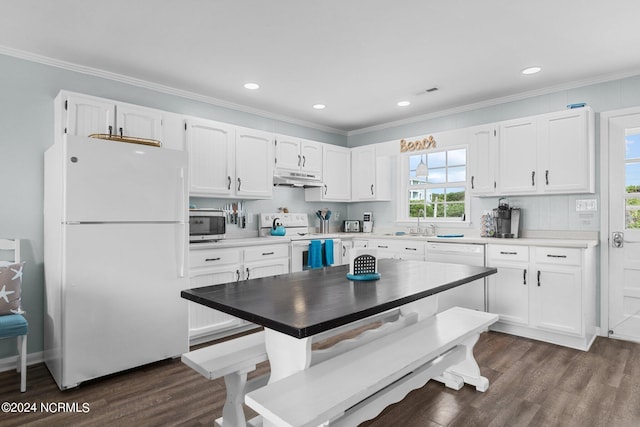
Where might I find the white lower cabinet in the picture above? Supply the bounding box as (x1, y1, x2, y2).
(188, 243, 289, 343)
(487, 244, 595, 350)
(366, 239, 425, 260)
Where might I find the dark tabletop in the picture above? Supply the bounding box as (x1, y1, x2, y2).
(181, 258, 497, 339)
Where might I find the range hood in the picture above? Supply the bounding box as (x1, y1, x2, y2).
(273, 171, 323, 187)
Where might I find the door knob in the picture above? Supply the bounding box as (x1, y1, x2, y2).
(612, 232, 624, 248)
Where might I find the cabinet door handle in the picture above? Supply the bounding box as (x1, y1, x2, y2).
(237, 177, 242, 191)
(262, 251, 274, 256)
(500, 251, 518, 255)
(205, 257, 221, 262)
(370, 184, 374, 195)
(236, 269, 241, 281)
(545, 170, 549, 185)
(302, 155, 306, 167)
(297, 154, 301, 167)
(343, 245, 347, 256)
(471, 176, 475, 189)
(546, 254, 567, 258)
(531, 171, 536, 186)
(324, 184, 328, 195)
(227, 176, 232, 190)
(108, 125, 113, 136)
(523, 269, 527, 285)
(405, 247, 417, 251)
(246, 267, 250, 280)
(119, 127, 124, 137)
(537, 270, 541, 286)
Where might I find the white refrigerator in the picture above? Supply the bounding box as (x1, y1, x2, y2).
(44, 135, 189, 390)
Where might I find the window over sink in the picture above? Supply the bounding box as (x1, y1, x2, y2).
(399, 146, 469, 223)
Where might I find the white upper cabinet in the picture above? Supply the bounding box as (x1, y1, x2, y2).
(300, 140, 323, 176)
(537, 108, 594, 194)
(496, 107, 594, 196)
(468, 124, 498, 196)
(186, 120, 273, 199)
(59, 91, 163, 142)
(351, 145, 391, 201)
(185, 118, 235, 197)
(499, 117, 538, 195)
(305, 144, 351, 201)
(235, 127, 274, 199)
(274, 135, 322, 176)
(115, 104, 163, 142)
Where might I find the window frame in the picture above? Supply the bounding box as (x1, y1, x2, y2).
(396, 144, 470, 225)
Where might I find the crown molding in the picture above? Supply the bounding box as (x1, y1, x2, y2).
(0, 45, 348, 136)
(347, 68, 640, 136)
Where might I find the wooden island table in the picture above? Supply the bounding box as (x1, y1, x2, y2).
(182, 258, 498, 427)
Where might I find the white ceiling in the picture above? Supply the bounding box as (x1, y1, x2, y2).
(2, 0, 640, 134)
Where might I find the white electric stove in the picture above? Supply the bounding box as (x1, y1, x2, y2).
(259, 213, 342, 271)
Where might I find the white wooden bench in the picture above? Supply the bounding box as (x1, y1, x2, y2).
(181, 308, 408, 427)
(181, 331, 269, 427)
(245, 307, 499, 427)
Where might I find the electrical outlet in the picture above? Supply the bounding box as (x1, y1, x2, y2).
(576, 199, 597, 212)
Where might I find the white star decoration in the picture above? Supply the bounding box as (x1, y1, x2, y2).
(0, 284, 15, 303)
(10, 264, 23, 281)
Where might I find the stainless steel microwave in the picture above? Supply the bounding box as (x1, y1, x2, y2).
(189, 209, 226, 242)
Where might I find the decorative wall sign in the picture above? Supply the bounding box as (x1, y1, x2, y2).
(400, 135, 436, 152)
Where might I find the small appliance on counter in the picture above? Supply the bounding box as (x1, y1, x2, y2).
(493, 198, 521, 238)
(362, 212, 373, 233)
(189, 209, 226, 242)
(271, 217, 286, 236)
(343, 220, 361, 232)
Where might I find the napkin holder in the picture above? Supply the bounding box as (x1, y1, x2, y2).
(346, 247, 380, 281)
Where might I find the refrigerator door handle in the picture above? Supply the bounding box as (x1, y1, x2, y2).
(180, 168, 187, 223)
(178, 222, 186, 278)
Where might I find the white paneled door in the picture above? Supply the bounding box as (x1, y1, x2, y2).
(605, 108, 640, 343)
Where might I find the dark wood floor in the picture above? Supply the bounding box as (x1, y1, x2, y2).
(1, 331, 640, 427)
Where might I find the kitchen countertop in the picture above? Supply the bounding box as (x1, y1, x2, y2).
(190, 231, 599, 250)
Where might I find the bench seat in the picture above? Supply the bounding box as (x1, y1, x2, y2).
(246, 307, 498, 427)
(182, 331, 268, 427)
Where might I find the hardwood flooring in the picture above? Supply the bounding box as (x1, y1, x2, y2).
(1, 331, 640, 427)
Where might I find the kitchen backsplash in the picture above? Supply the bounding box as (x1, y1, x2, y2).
(192, 185, 600, 239)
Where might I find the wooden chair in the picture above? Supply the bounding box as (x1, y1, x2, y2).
(0, 239, 28, 392)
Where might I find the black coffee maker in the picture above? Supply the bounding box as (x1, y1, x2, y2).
(493, 198, 521, 238)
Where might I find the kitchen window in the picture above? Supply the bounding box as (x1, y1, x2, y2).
(400, 146, 468, 222)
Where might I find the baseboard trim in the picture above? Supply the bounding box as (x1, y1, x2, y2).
(0, 351, 43, 373)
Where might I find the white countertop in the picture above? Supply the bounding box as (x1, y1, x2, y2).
(190, 231, 599, 250)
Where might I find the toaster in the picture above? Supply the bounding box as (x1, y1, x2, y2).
(343, 220, 361, 232)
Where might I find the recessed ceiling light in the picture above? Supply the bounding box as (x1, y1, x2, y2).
(521, 66, 542, 75)
(397, 101, 411, 107)
(313, 104, 326, 110)
(244, 82, 260, 90)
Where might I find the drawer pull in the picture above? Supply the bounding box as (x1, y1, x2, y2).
(405, 247, 417, 251)
(262, 252, 275, 256)
(499, 251, 518, 255)
(546, 254, 567, 258)
(378, 245, 389, 249)
(205, 257, 221, 262)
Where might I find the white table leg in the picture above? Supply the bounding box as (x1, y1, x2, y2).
(435, 332, 489, 392)
(264, 328, 313, 383)
(400, 295, 438, 320)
